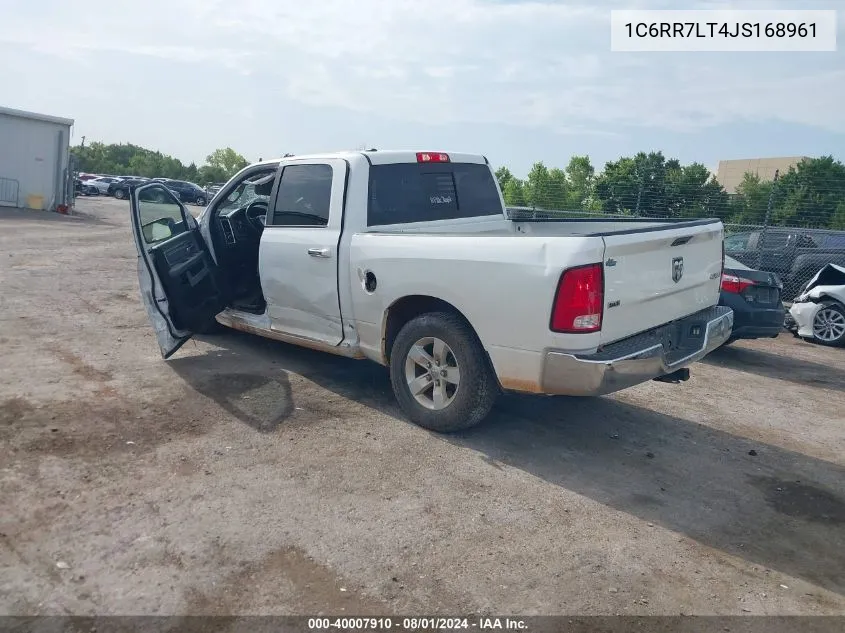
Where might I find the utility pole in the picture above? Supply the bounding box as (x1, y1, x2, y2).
(634, 165, 643, 216)
(756, 169, 779, 270)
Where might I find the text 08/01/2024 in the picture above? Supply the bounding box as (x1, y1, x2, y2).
(610, 9, 837, 52)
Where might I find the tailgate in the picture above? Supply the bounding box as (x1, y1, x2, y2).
(600, 222, 724, 345)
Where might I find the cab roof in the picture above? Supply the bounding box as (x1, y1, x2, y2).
(252, 150, 489, 168)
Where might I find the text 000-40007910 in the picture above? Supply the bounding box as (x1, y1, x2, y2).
(610, 9, 837, 52)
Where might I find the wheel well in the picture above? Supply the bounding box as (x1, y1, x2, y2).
(382, 295, 501, 391)
(383, 296, 456, 362)
(818, 295, 845, 309)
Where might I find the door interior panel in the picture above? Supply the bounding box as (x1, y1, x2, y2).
(148, 231, 226, 331)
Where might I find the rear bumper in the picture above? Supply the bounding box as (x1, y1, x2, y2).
(540, 306, 733, 396)
(719, 292, 783, 339)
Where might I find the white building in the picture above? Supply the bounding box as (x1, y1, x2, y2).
(0, 106, 75, 211)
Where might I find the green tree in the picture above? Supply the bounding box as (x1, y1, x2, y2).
(564, 155, 595, 210)
(495, 166, 515, 193)
(502, 178, 526, 206)
(770, 156, 845, 228)
(728, 173, 774, 226)
(665, 162, 729, 219)
(70, 141, 252, 185)
(197, 164, 228, 185)
(525, 161, 569, 209)
(593, 156, 639, 215)
(205, 147, 249, 180)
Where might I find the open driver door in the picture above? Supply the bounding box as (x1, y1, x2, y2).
(130, 183, 226, 358)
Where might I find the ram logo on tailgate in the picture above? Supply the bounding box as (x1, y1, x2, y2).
(672, 256, 684, 283)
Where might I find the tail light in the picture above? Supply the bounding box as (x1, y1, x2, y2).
(550, 263, 604, 333)
(721, 273, 754, 294)
(416, 152, 450, 163)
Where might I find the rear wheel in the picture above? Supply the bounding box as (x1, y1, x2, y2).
(195, 196, 206, 206)
(389, 312, 497, 433)
(114, 189, 126, 200)
(812, 301, 845, 347)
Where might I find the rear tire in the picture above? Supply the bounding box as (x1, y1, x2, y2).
(114, 189, 126, 200)
(811, 301, 845, 347)
(389, 312, 497, 433)
(196, 197, 206, 206)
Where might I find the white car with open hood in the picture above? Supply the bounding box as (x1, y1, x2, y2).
(129, 149, 733, 432)
(789, 263, 845, 347)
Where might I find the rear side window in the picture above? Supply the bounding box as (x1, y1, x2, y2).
(367, 163, 502, 226)
(270, 164, 333, 227)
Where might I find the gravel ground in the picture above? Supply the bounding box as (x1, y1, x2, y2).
(1, 197, 844, 616)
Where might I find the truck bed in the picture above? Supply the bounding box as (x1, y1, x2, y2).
(349, 215, 724, 353)
(362, 214, 722, 238)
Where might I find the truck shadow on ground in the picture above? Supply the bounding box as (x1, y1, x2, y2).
(702, 343, 845, 390)
(170, 329, 845, 597)
(167, 356, 296, 433)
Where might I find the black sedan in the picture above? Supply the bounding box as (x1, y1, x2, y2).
(109, 179, 148, 200)
(159, 179, 208, 206)
(719, 255, 785, 343)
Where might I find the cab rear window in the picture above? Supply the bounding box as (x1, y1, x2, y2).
(367, 163, 502, 226)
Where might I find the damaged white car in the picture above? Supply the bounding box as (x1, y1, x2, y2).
(788, 263, 845, 347)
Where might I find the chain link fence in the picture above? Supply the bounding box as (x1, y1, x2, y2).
(502, 165, 845, 301)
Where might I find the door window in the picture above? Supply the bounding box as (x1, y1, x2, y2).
(137, 186, 186, 244)
(270, 164, 333, 227)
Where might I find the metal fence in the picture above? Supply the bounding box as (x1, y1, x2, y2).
(500, 160, 845, 300)
(506, 205, 845, 301)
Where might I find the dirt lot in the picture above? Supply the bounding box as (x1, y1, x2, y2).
(2, 196, 844, 616)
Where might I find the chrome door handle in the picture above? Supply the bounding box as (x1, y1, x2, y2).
(307, 247, 331, 258)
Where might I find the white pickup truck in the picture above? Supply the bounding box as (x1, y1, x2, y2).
(130, 150, 733, 432)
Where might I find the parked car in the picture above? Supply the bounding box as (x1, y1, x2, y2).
(128, 150, 733, 432)
(205, 182, 225, 198)
(719, 255, 784, 343)
(158, 179, 208, 206)
(86, 176, 122, 195)
(75, 178, 99, 196)
(787, 263, 845, 347)
(109, 178, 148, 200)
(724, 228, 845, 300)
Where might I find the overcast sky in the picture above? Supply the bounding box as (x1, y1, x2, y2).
(1, 0, 843, 177)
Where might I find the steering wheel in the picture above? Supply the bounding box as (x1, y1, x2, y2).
(245, 200, 269, 231)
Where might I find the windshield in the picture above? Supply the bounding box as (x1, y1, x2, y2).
(217, 172, 275, 213)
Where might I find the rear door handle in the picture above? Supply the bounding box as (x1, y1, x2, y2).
(307, 247, 332, 258)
